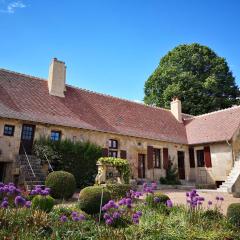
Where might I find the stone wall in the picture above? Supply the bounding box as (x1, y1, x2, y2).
(193, 142, 233, 184)
(0, 117, 191, 182)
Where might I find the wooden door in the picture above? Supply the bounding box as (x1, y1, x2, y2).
(138, 154, 145, 179)
(19, 124, 36, 155)
(177, 151, 185, 180)
(0, 163, 5, 182)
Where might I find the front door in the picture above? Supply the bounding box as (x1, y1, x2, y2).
(177, 151, 185, 180)
(138, 154, 145, 179)
(19, 124, 36, 155)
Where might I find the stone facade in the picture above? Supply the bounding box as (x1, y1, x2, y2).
(0, 116, 238, 186)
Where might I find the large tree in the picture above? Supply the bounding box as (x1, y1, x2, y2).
(144, 43, 239, 115)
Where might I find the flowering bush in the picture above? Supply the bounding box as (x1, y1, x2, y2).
(0, 182, 31, 209)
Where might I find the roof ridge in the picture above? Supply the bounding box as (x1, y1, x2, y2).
(195, 105, 240, 118)
(0, 67, 172, 113)
(0, 68, 46, 82)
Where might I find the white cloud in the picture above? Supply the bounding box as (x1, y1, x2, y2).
(0, 1, 26, 14)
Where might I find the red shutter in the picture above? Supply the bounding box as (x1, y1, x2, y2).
(102, 148, 108, 157)
(120, 150, 127, 159)
(163, 148, 169, 170)
(189, 147, 195, 168)
(204, 146, 212, 168)
(147, 146, 154, 169)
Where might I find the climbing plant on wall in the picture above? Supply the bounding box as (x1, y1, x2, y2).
(98, 157, 131, 183)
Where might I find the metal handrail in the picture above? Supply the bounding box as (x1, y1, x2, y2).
(43, 152, 54, 172)
(21, 143, 36, 178)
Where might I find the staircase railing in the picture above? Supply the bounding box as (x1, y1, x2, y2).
(21, 143, 36, 178)
(43, 153, 54, 172)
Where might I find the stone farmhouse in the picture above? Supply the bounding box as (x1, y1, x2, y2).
(0, 58, 240, 192)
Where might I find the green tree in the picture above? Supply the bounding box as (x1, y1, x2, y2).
(144, 43, 239, 115)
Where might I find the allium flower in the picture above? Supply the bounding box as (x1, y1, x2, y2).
(103, 213, 111, 220)
(113, 211, 121, 219)
(105, 217, 113, 225)
(220, 197, 224, 201)
(216, 196, 220, 201)
(1, 200, 8, 208)
(154, 197, 160, 203)
(71, 211, 78, 217)
(14, 196, 26, 207)
(166, 199, 173, 208)
(60, 215, 68, 222)
(79, 214, 86, 220)
(25, 201, 31, 208)
(208, 200, 213, 206)
(136, 211, 142, 216)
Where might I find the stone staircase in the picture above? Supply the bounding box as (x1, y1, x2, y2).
(217, 158, 240, 193)
(17, 155, 47, 190)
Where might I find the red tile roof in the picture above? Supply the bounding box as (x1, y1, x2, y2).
(0, 69, 187, 144)
(0, 68, 239, 145)
(185, 106, 240, 145)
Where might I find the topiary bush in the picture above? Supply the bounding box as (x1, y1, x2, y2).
(106, 184, 132, 200)
(45, 171, 76, 200)
(227, 203, 240, 226)
(145, 192, 170, 208)
(79, 186, 111, 215)
(31, 195, 54, 213)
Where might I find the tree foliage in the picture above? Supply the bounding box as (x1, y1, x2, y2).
(34, 137, 102, 188)
(144, 43, 239, 115)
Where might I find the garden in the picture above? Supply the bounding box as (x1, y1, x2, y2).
(1, 170, 240, 239)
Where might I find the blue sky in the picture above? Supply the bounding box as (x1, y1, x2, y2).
(0, 0, 239, 102)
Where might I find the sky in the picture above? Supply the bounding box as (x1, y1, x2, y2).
(0, 0, 240, 102)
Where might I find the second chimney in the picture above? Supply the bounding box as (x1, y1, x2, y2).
(48, 58, 66, 97)
(171, 97, 182, 123)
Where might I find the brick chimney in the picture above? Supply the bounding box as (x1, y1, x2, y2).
(48, 58, 66, 97)
(171, 97, 182, 123)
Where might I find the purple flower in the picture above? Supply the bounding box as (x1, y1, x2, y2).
(79, 214, 86, 220)
(208, 200, 213, 206)
(132, 217, 139, 224)
(113, 212, 121, 219)
(186, 192, 190, 197)
(103, 213, 111, 220)
(166, 200, 173, 208)
(136, 211, 142, 217)
(1, 200, 8, 208)
(220, 197, 224, 201)
(72, 216, 80, 221)
(216, 196, 220, 201)
(71, 211, 78, 217)
(14, 196, 26, 207)
(154, 197, 160, 203)
(105, 217, 113, 225)
(126, 198, 132, 205)
(60, 215, 68, 222)
(25, 201, 31, 208)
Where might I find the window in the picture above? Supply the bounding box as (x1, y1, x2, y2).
(4, 125, 15, 136)
(109, 139, 118, 149)
(109, 150, 118, 158)
(197, 150, 205, 167)
(153, 148, 161, 168)
(50, 131, 61, 141)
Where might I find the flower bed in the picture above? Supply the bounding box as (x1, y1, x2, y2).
(0, 182, 240, 239)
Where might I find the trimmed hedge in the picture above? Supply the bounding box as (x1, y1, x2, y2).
(31, 195, 54, 212)
(145, 192, 170, 208)
(106, 184, 132, 200)
(227, 203, 240, 226)
(79, 186, 111, 215)
(45, 171, 76, 200)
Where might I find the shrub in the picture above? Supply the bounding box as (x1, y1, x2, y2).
(79, 186, 111, 214)
(31, 195, 54, 212)
(227, 203, 240, 226)
(106, 184, 132, 200)
(45, 171, 76, 199)
(34, 137, 102, 188)
(145, 192, 170, 208)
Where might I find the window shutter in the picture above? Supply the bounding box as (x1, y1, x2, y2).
(163, 148, 169, 170)
(147, 146, 153, 169)
(189, 147, 195, 168)
(204, 146, 212, 168)
(102, 148, 108, 157)
(120, 150, 127, 159)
